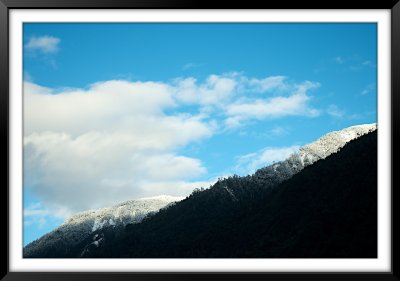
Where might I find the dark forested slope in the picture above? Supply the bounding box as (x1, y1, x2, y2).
(82, 130, 377, 258)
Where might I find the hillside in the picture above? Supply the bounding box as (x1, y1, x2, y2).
(24, 195, 183, 258)
(24, 124, 377, 258)
(82, 129, 377, 258)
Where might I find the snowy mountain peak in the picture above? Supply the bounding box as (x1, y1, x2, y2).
(24, 195, 183, 257)
(253, 123, 376, 186)
(63, 195, 184, 228)
(297, 123, 376, 165)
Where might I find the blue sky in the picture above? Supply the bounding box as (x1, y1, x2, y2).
(23, 23, 377, 246)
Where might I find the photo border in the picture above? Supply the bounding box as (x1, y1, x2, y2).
(1, 3, 399, 281)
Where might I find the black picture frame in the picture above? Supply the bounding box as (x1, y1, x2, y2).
(1, 2, 398, 281)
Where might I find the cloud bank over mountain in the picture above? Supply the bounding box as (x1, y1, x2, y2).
(24, 74, 321, 217)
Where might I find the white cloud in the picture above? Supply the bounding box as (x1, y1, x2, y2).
(327, 104, 345, 119)
(24, 80, 215, 217)
(224, 80, 320, 128)
(245, 76, 287, 93)
(24, 74, 322, 217)
(174, 74, 236, 106)
(235, 146, 300, 175)
(24, 81, 179, 136)
(24, 132, 209, 217)
(174, 74, 295, 108)
(25, 36, 60, 54)
(226, 94, 311, 118)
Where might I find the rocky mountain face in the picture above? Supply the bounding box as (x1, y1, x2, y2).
(23, 195, 183, 257)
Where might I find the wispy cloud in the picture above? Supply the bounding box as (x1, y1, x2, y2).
(224, 81, 320, 128)
(348, 58, 376, 72)
(174, 74, 237, 106)
(24, 203, 50, 228)
(361, 83, 376, 95)
(270, 126, 290, 137)
(327, 104, 345, 119)
(333, 56, 344, 64)
(330, 55, 376, 72)
(235, 145, 300, 175)
(326, 104, 366, 121)
(362, 60, 372, 66)
(25, 36, 60, 54)
(174, 74, 295, 110)
(182, 63, 204, 71)
(244, 76, 288, 93)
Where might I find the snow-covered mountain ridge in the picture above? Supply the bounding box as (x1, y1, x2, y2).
(23, 124, 377, 258)
(252, 123, 376, 188)
(23, 195, 183, 257)
(299, 123, 377, 162)
(64, 195, 184, 231)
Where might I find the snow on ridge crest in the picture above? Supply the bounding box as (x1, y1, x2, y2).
(253, 123, 376, 186)
(24, 195, 183, 257)
(299, 123, 376, 162)
(64, 195, 184, 229)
